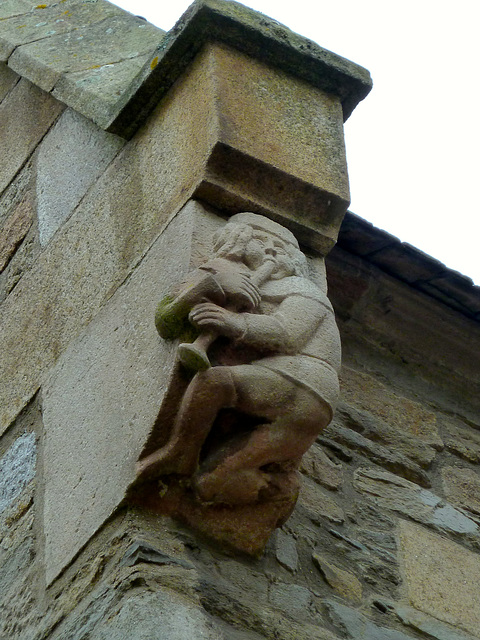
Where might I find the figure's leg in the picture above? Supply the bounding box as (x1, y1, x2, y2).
(135, 366, 236, 481)
(194, 367, 332, 504)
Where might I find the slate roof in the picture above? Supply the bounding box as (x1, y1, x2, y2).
(1, 0, 478, 320)
(338, 212, 480, 322)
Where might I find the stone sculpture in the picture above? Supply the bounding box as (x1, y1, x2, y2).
(135, 212, 341, 515)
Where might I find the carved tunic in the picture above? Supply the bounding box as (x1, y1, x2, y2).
(237, 275, 341, 416)
(157, 266, 341, 415)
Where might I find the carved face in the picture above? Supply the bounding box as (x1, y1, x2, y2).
(243, 231, 296, 279)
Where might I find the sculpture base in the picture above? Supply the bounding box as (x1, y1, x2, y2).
(127, 478, 298, 556)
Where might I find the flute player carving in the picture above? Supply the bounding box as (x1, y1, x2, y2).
(136, 212, 341, 507)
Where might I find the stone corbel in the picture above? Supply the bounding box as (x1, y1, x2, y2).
(129, 208, 342, 555)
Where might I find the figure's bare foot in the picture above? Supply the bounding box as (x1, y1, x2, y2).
(135, 448, 195, 484)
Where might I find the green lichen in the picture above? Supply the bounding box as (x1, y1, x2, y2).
(155, 295, 197, 343)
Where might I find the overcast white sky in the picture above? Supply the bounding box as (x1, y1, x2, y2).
(113, 0, 480, 284)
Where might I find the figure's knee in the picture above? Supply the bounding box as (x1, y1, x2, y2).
(191, 366, 236, 405)
(293, 390, 333, 434)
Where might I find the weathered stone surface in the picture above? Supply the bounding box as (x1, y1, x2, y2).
(325, 600, 416, 639)
(394, 603, 478, 640)
(111, 0, 372, 137)
(0, 62, 18, 101)
(0, 193, 33, 272)
(328, 523, 400, 593)
(312, 554, 362, 603)
(0, 1, 165, 129)
(199, 560, 275, 636)
(326, 422, 431, 487)
(0, 501, 37, 639)
(269, 583, 315, 623)
(398, 520, 480, 637)
(41, 202, 206, 584)
(275, 530, 298, 573)
(52, 54, 152, 128)
(0, 420, 38, 639)
(336, 212, 395, 256)
(204, 557, 339, 640)
(421, 271, 480, 319)
(300, 444, 343, 491)
(89, 590, 230, 640)
(0, 218, 39, 303)
(335, 402, 437, 469)
(340, 367, 443, 449)
(0, 163, 37, 302)
(134, 484, 299, 559)
(0, 432, 36, 515)
(336, 211, 480, 325)
(0, 0, 125, 60)
(198, 553, 337, 639)
(212, 44, 348, 198)
(54, 587, 229, 640)
(215, 559, 271, 613)
(8, 13, 162, 93)
(0, 0, 38, 20)
(0, 158, 32, 227)
(354, 468, 479, 536)
(441, 465, 480, 518)
(37, 108, 124, 245)
(441, 417, 480, 463)
(0, 78, 64, 194)
(299, 477, 345, 525)
(368, 242, 448, 285)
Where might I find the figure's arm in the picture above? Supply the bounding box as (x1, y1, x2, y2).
(155, 270, 225, 340)
(189, 295, 328, 354)
(239, 295, 327, 353)
(155, 259, 261, 340)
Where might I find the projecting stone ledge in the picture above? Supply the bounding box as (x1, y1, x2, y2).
(0, 0, 165, 128)
(110, 0, 372, 138)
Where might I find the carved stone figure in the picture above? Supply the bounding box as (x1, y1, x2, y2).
(135, 212, 341, 513)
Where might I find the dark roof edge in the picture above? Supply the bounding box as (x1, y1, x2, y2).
(107, 0, 372, 138)
(336, 211, 480, 322)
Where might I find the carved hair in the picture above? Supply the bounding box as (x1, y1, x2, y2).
(213, 222, 253, 260)
(213, 221, 309, 278)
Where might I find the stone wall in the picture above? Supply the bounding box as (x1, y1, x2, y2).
(2, 84, 479, 634)
(3, 207, 480, 640)
(1, 3, 480, 640)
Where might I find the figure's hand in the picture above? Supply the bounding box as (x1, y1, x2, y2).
(211, 268, 261, 310)
(189, 303, 245, 339)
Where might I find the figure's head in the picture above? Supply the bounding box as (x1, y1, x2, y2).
(213, 213, 308, 279)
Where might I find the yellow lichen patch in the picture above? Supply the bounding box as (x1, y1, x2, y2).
(36, 4, 48, 8)
(150, 56, 159, 70)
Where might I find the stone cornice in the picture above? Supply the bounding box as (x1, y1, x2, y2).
(109, 0, 372, 137)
